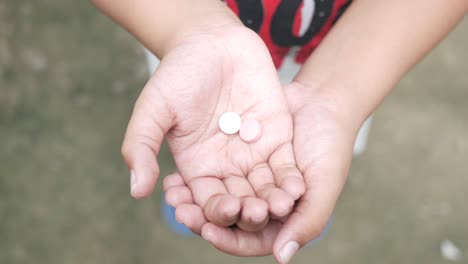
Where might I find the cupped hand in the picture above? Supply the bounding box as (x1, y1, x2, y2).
(165, 82, 360, 263)
(122, 26, 305, 231)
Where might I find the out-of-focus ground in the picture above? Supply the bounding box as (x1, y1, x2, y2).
(1, 1, 467, 263)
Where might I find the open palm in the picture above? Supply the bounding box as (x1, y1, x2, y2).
(122, 27, 304, 231)
(164, 82, 357, 263)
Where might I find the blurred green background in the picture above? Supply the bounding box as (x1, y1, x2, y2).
(1, 1, 467, 263)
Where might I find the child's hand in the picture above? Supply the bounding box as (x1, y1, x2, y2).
(121, 26, 305, 231)
(164, 82, 358, 263)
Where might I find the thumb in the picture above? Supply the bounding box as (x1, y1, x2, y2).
(121, 79, 174, 199)
(272, 156, 352, 263)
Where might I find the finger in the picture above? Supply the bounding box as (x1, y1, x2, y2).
(165, 186, 193, 207)
(189, 177, 241, 226)
(269, 143, 305, 200)
(236, 197, 269, 232)
(175, 204, 207, 235)
(223, 176, 269, 231)
(223, 175, 255, 197)
(163, 173, 185, 192)
(204, 194, 241, 227)
(273, 164, 349, 264)
(121, 80, 174, 199)
(224, 176, 267, 230)
(201, 221, 282, 257)
(247, 163, 295, 218)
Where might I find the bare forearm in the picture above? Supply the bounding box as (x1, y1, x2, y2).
(90, 0, 240, 58)
(296, 0, 467, 127)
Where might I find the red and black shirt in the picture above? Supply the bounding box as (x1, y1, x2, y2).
(225, 0, 352, 68)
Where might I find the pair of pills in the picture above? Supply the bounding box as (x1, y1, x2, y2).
(218, 112, 262, 143)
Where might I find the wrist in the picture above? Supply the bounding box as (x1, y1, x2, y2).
(154, 4, 244, 58)
(93, 0, 244, 59)
(293, 58, 392, 131)
(288, 80, 368, 135)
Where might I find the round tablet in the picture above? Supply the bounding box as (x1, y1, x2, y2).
(239, 119, 262, 143)
(218, 112, 242, 135)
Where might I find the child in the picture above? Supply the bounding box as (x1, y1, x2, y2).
(91, 0, 468, 263)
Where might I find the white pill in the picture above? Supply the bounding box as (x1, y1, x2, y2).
(218, 112, 241, 135)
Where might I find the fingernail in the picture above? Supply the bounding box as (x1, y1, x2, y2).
(201, 230, 212, 243)
(130, 170, 137, 194)
(279, 241, 299, 264)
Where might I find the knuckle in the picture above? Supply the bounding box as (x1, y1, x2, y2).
(304, 222, 324, 241)
(120, 142, 132, 164)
